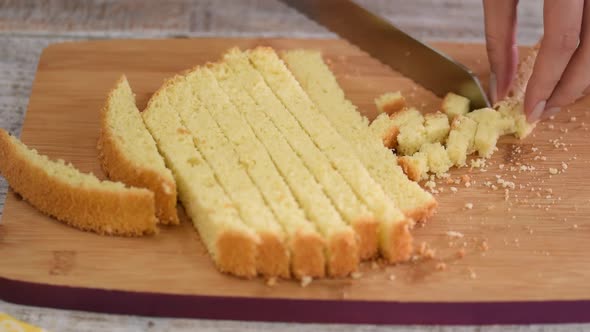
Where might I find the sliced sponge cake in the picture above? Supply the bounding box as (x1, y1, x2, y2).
(183, 65, 332, 279)
(281, 49, 436, 225)
(223, 48, 374, 262)
(142, 77, 259, 278)
(98, 75, 178, 225)
(170, 72, 289, 279)
(0, 129, 157, 236)
(271, 48, 415, 262)
(375, 91, 406, 115)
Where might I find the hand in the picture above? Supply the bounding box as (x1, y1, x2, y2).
(483, 0, 587, 123)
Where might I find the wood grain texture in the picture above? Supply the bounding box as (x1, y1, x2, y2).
(2, 37, 590, 320)
(0, 1, 567, 331)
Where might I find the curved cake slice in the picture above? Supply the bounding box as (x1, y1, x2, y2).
(98, 75, 178, 224)
(142, 79, 259, 278)
(251, 47, 412, 263)
(0, 129, 157, 236)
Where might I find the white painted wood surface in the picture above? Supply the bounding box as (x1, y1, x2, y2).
(3, 1, 584, 331)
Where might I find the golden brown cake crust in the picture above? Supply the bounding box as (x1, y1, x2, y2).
(0, 129, 158, 236)
(383, 221, 414, 263)
(98, 76, 179, 225)
(398, 156, 422, 182)
(352, 217, 380, 260)
(257, 232, 291, 278)
(327, 231, 360, 277)
(291, 231, 326, 279)
(404, 199, 438, 223)
(216, 230, 259, 278)
(382, 126, 399, 149)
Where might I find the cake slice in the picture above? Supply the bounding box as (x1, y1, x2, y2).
(281, 49, 436, 224)
(369, 112, 397, 148)
(167, 73, 289, 279)
(98, 75, 178, 225)
(254, 47, 412, 263)
(210, 62, 361, 276)
(0, 129, 157, 236)
(375, 91, 406, 115)
(223, 49, 373, 263)
(442, 92, 470, 120)
(446, 115, 478, 167)
(182, 65, 335, 279)
(142, 78, 259, 278)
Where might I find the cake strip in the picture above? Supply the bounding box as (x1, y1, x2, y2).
(0, 129, 157, 236)
(142, 78, 259, 278)
(169, 74, 289, 279)
(183, 65, 327, 279)
(281, 50, 436, 224)
(250, 47, 412, 263)
(98, 75, 179, 225)
(223, 48, 376, 261)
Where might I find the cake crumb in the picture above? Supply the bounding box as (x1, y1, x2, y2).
(571, 116, 577, 122)
(266, 277, 277, 287)
(450, 186, 458, 193)
(479, 241, 489, 251)
(456, 248, 466, 258)
(468, 268, 477, 279)
(351, 272, 363, 279)
(300, 276, 312, 287)
(388, 274, 396, 281)
(465, 202, 473, 210)
(436, 262, 447, 271)
(446, 230, 464, 238)
(549, 168, 558, 175)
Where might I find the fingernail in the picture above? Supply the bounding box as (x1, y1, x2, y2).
(543, 107, 561, 120)
(528, 100, 546, 123)
(489, 72, 498, 103)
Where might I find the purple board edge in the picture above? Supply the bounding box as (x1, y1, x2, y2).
(1, 276, 590, 325)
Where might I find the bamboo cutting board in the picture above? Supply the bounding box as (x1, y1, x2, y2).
(1, 38, 590, 325)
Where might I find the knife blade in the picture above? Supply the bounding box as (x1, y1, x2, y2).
(278, 0, 490, 110)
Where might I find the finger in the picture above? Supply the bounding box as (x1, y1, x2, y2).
(524, 0, 584, 122)
(483, 0, 519, 103)
(546, 1, 590, 115)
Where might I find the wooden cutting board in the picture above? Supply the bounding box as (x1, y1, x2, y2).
(1, 38, 590, 325)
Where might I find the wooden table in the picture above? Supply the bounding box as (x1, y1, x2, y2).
(3, 1, 585, 331)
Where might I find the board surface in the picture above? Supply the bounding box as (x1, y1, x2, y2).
(1, 38, 590, 324)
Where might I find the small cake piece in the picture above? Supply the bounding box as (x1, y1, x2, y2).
(442, 92, 470, 120)
(467, 108, 503, 158)
(0, 129, 157, 236)
(424, 111, 451, 143)
(390, 107, 426, 153)
(420, 142, 453, 175)
(397, 122, 427, 156)
(398, 152, 428, 181)
(498, 100, 535, 138)
(375, 91, 406, 115)
(98, 75, 178, 225)
(369, 113, 397, 148)
(446, 115, 477, 166)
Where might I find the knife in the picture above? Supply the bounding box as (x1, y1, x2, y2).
(278, 0, 490, 110)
